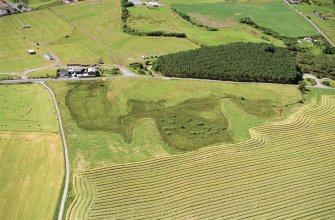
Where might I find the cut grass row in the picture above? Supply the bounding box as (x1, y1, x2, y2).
(66, 93, 335, 219)
(0, 132, 64, 220)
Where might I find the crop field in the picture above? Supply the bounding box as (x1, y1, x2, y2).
(127, 3, 284, 46)
(66, 90, 335, 219)
(172, 1, 317, 37)
(293, 3, 335, 43)
(0, 83, 64, 220)
(0, 132, 64, 220)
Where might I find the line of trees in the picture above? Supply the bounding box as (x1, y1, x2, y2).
(153, 42, 302, 84)
(171, 7, 218, 31)
(239, 17, 316, 52)
(120, 0, 187, 38)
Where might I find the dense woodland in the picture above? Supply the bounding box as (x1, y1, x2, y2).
(154, 43, 302, 84)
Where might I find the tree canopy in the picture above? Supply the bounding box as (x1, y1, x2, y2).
(154, 42, 302, 84)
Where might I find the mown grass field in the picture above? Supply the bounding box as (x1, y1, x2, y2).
(0, 132, 64, 220)
(0, 83, 64, 220)
(293, 2, 335, 43)
(48, 78, 301, 168)
(48, 78, 302, 213)
(66, 89, 335, 219)
(172, 1, 317, 37)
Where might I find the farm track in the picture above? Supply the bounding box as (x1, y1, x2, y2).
(66, 95, 335, 219)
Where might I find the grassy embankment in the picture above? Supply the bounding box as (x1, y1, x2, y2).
(66, 87, 335, 219)
(0, 83, 64, 220)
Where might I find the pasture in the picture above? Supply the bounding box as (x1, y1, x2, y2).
(0, 0, 196, 72)
(66, 89, 335, 219)
(127, 4, 284, 46)
(0, 132, 64, 220)
(0, 83, 58, 132)
(172, 1, 317, 37)
(48, 78, 301, 168)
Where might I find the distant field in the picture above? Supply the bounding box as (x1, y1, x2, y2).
(127, 4, 284, 46)
(0, 132, 64, 220)
(0, 0, 197, 72)
(66, 89, 335, 219)
(172, 1, 317, 37)
(293, 3, 335, 43)
(0, 83, 58, 132)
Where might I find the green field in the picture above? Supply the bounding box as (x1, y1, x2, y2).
(0, 83, 64, 220)
(0, 132, 64, 220)
(27, 69, 57, 79)
(172, 1, 317, 37)
(293, 2, 335, 43)
(0, 83, 58, 132)
(47, 78, 303, 213)
(66, 89, 335, 219)
(0, 0, 197, 72)
(127, 3, 284, 46)
(48, 78, 302, 167)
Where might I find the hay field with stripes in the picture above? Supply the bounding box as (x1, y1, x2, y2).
(66, 94, 335, 219)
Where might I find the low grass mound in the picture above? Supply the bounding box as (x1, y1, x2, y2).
(0, 132, 64, 220)
(66, 92, 335, 219)
(154, 42, 302, 84)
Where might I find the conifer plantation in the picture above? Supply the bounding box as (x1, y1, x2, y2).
(154, 43, 302, 84)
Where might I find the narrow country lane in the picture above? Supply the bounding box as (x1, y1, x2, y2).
(40, 82, 70, 220)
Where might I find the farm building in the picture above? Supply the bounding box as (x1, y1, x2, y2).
(288, 0, 303, 4)
(57, 65, 99, 78)
(58, 69, 70, 78)
(147, 1, 160, 7)
(27, 49, 36, 55)
(44, 54, 54, 60)
(0, 1, 30, 16)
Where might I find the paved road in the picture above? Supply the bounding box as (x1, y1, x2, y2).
(40, 82, 70, 220)
(118, 66, 137, 77)
(303, 73, 329, 89)
(23, 52, 61, 79)
(283, 0, 335, 47)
